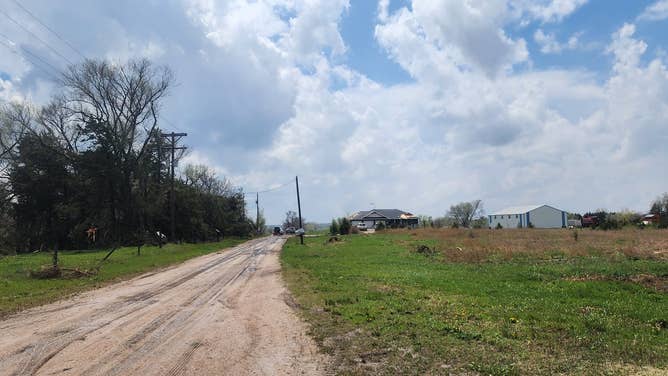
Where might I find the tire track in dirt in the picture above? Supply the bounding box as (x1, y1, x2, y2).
(0, 236, 327, 376)
(165, 341, 203, 376)
(89, 250, 263, 376)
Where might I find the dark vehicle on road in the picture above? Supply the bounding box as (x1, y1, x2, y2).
(273, 226, 282, 235)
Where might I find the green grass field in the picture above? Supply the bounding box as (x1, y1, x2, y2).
(0, 238, 245, 318)
(281, 229, 668, 375)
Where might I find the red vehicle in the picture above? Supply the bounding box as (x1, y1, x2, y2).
(582, 215, 599, 228)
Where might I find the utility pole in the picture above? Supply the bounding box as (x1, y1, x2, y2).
(160, 132, 187, 241)
(256, 192, 261, 234)
(295, 176, 303, 245)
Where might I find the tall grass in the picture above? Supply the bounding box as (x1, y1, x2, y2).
(396, 228, 668, 263)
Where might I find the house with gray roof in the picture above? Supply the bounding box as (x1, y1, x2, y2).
(350, 209, 418, 229)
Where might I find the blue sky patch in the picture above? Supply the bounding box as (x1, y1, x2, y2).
(339, 0, 412, 86)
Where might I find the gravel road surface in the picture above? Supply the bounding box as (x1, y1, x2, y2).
(0, 236, 326, 375)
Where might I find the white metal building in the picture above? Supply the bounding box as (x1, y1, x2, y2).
(489, 205, 567, 229)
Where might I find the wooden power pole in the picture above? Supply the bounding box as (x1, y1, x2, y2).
(256, 192, 261, 234)
(160, 132, 187, 241)
(295, 176, 303, 245)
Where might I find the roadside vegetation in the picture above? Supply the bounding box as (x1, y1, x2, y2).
(0, 238, 244, 317)
(0, 58, 259, 257)
(282, 228, 668, 375)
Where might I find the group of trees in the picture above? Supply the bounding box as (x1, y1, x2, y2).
(282, 211, 301, 229)
(0, 59, 253, 254)
(650, 193, 668, 228)
(330, 217, 351, 235)
(581, 194, 668, 230)
(417, 200, 488, 229)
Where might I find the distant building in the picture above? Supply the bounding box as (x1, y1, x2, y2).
(350, 209, 418, 229)
(642, 213, 660, 225)
(489, 205, 567, 229)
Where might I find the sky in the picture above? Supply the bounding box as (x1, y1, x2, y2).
(1, 0, 668, 224)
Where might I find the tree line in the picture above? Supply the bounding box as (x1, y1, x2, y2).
(328, 195, 668, 232)
(0, 59, 254, 254)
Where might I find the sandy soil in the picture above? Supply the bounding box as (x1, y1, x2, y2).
(0, 236, 327, 375)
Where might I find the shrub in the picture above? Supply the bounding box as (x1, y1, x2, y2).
(495, 223, 503, 229)
(338, 217, 351, 235)
(351, 226, 360, 234)
(376, 222, 386, 231)
(329, 219, 339, 235)
(415, 244, 436, 257)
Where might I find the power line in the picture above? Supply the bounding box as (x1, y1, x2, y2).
(3, 3, 192, 154)
(0, 35, 60, 79)
(159, 115, 188, 133)
(244, 180, 293, 195)
(2, 5, 189, 137)
(11, 0, 86, 60)
(0, 8, 74, 65)
(0, 31, 62, 73)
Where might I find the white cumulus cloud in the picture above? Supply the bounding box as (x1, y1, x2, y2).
(638, 0, 668, 21)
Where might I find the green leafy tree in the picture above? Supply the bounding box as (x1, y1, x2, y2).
(11, 133, 78, 251)
(329, 219, 339, 235)
(338, 217, 351, 235)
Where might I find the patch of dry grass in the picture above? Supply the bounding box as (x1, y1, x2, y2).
(396, 228, 668, 263)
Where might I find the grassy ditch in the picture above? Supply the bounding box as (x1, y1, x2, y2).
(0, 238, 245, 317)
(281, 230, 668, 375)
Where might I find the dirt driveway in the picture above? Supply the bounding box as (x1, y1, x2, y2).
(0, 237, 327, 375)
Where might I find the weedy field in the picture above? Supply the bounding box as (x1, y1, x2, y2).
(281, 228, 668, 375)
(0, 238, 245, 317)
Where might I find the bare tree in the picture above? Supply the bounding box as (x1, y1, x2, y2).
(54, 58, 173, 239)
(447, 200, 484, 228)
(0, 102, 30, 163)
(283, 210, 301, 229)
(0, 102, 31, 201)
(651, 193, 668, 215)
(58, 59, 172, 162)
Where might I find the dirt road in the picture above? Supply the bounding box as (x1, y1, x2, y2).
(0, 237, 327, 375)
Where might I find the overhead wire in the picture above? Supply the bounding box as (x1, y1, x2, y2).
(2, 3, 187, 136)
(0, 34, 60, 79)
(159, 115, 188, 133)
(0, 8, 74, 66)
(2, 2, 306, 218)
(10, 0, 86, 60)
(244, 180, 294, 195)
